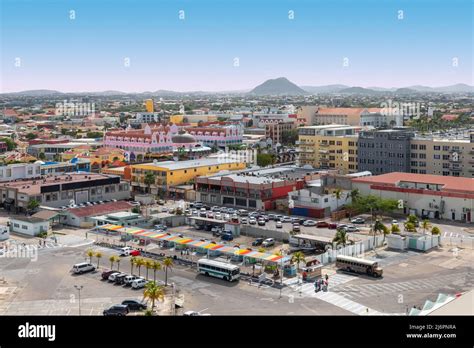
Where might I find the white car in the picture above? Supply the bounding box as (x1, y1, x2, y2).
(215, 213, 222, 220)
(262, 238, 275, 247)
(183, 311, 211, 316)
(72, 262, 95, 274)
(130, 201, 141, 206)
(240, 217, 248, 224)
(131, 278, 148, 289)
(249, 218, 257, 225)
(161, 207, 169, 213)
(108, 272, 124, 282)
(276, 221, 283, 228)
(303, 220, 316, 226)
(124, 275, 141, 286)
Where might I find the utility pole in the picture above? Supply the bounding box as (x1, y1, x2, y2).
(74, 285, 83, 316)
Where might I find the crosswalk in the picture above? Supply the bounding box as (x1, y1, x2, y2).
(284, 272, 357, 289)
(332, 271, 472, 300)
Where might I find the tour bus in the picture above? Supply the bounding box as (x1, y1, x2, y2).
(336, 255, 383, 278)
(197, 258, 241, 282)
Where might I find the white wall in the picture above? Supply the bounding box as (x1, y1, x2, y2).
(10, 219, 49, 236)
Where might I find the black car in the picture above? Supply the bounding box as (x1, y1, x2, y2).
(122, 300, 147, 311)
(103, 304, 129, 316)
(114, 273, 129, 285)
(252, 238, 264, 246)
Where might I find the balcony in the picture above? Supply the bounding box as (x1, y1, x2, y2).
(449, 166, 462, 172)
(320, 142, 329, 147)
(319, 149, 329, 154)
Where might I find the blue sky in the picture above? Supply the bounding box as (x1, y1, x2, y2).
(1, 0, 472, 92)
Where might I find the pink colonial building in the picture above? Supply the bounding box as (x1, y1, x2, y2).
(185, 124, 243, 148)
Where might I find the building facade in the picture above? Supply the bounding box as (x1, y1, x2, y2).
(264, 121, 296, 145)
(313, 107, 402, 127)
(352, 172, 474, 223)
(131, 158, 246, 195)
(298, 125, 359, 174)
(0, 173, 130, 212)
(358, 129, 414, 175)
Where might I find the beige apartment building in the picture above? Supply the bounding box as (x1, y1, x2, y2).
(410, 136, 474, 178)
(264, 121, 296, 144)
(297, 125, 359, 174)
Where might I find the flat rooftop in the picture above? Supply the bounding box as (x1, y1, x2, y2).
(133, 158, 242, 171)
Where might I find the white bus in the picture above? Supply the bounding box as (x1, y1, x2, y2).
(197, 258, 240, 282)
(336, 255, 383, 278)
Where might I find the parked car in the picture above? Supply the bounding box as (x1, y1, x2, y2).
(131, 278, 148, 289)
(124, 275, 141, 286)
(103, 304, 129, 316)
(120, 248, 140, 257)
(231, 214, 239, 223)
(303, 220, 316, 226)
(154, 224, 167, 231)
(129, 201, 141, 207)
(257, 218, 266, 226)
(72, 262, 95, 274)
(183, 310, 211, 316)
(316, 221, 329, 228)
(161, 207, 169, 213)
(249, 218, 257, 225)
(238, 209, 248, 216)
(207, 212, 214, 219)
(293, 223, 301, 232)
(101, 269, 118, 280)
(282, 216, 292, 223)
(157, 200, 165, 205)
(276, 221, 283, 228)
(221, 233, 234, 241)
(392, 219, 399, 225)
(350, 217, 365, 224)
(240, 217, 248, 224)
(344, 225, 360, 232)
(252, 238, 264, 246)
(114, 273, 129, 285)
(328, 223, 338, 229)
(122, 299, 147, 311)
(215, 212, 222, 220)
(108, 272, 126, 282)
(262, 238, 275, 247)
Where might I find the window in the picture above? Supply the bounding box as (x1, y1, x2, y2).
(433, 154, 440, 159)
(442, 155, 450, 160)
(22, 225, 28, 230)
(411, 144, 418, 150)
(419, 145, 426, 150)
(419, 153, 426, 159)
(442, 146, 449, 151)
(13, 223, 19, 228)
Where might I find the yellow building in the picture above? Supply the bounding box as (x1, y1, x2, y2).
(298, 125, 359, 174)
(131, 158, 246, 195)
(61, 146, 126, 167)
(145, 99, 154, 113)
(170, 114, 184, 124)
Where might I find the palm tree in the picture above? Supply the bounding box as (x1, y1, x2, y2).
(431, 226, 441, 235)
(381, 224, 390, 243)
(333, 228, 348, 246)
(391, 224, 401, 234)
(333, 188, 343, 213)
(143, 282, 165, 311)
(151, 261, 162, 283)
(144, 172, 156, 194)
(145, 259, 154, 280)
(95, 251, 103, 269)
(135, 258, 145, 277)
(404, 222, 417, 233)
(109, 255, 116, 270)
(130, 256, 136, 274)
(291, 251, 306, 273)
(116, 257, 121, 271)
(27, 199, 40, 214)
(421, 219, 431, 235)
(372, 220, 386, 249)
(86, 249, 95, 263)
(163, 257, 173, 286)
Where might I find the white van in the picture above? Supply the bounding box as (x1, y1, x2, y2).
(131, 278, 148, 289)
(72, 262, 96, 274)
(119, 247, 132, 256)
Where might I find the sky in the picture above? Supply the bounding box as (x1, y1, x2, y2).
(0, 0, 472, 92)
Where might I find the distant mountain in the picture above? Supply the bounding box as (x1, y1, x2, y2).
(249, 77, 307, 95)
(2, 89, 64, 96)
(338, 87, 381, 95)
(433, 83, 474, 93)
(301, 84, 349, 94)
(393, 88, 418, 95)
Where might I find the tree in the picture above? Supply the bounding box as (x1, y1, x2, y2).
(135, 258, 145, 277)
(431, 226, 441, 235)
(95, 251, 103, 269)
(391, 224, 401, 234)
(404, 222, 417, 233)
(144, 172, 156, 194)
(381, 224, 390, 243)
(281, 129, 298, 145)
(151, 261, 162, 282)
(109, 255, 116, 270)
(38, 152, 46, 160)
(333, 228, 348, 246)
(130, 256, 136, 274)
(421, 219, 431, 235)
(115, 257, 121, 271)
(86, 249, 94, 263)
(348, 195, 399, 222)
(332, 188, 343, 213)
(25, 133, 37, 140)
(86, 131, 103, 139)
(347, 188, 360, 203)
(256, 153, 275, 167)
(27, 199, 40, 213)
(163, 257, 173, 286)
(143, 281, 165, 310)
(132, 206, 141, 214)
(291, 251, 306, 273)
(145, 259, 153, 280)
(372, 220, 386, 249)
(0, 138, 16, 151)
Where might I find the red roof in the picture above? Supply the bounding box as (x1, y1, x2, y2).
(67, 201, 133, 218)
(352, 172, 474, 194)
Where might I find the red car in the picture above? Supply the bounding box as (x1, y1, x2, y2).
(328, 223, 338, 229)
(129, 250, 141, 256)
(316, 221, 329, 228)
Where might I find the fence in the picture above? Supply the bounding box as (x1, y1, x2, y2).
(440, 236, 474, 249)
(240, 226, 290, 242)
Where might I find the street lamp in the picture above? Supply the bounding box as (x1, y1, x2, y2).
(74, 285, 83, 316)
